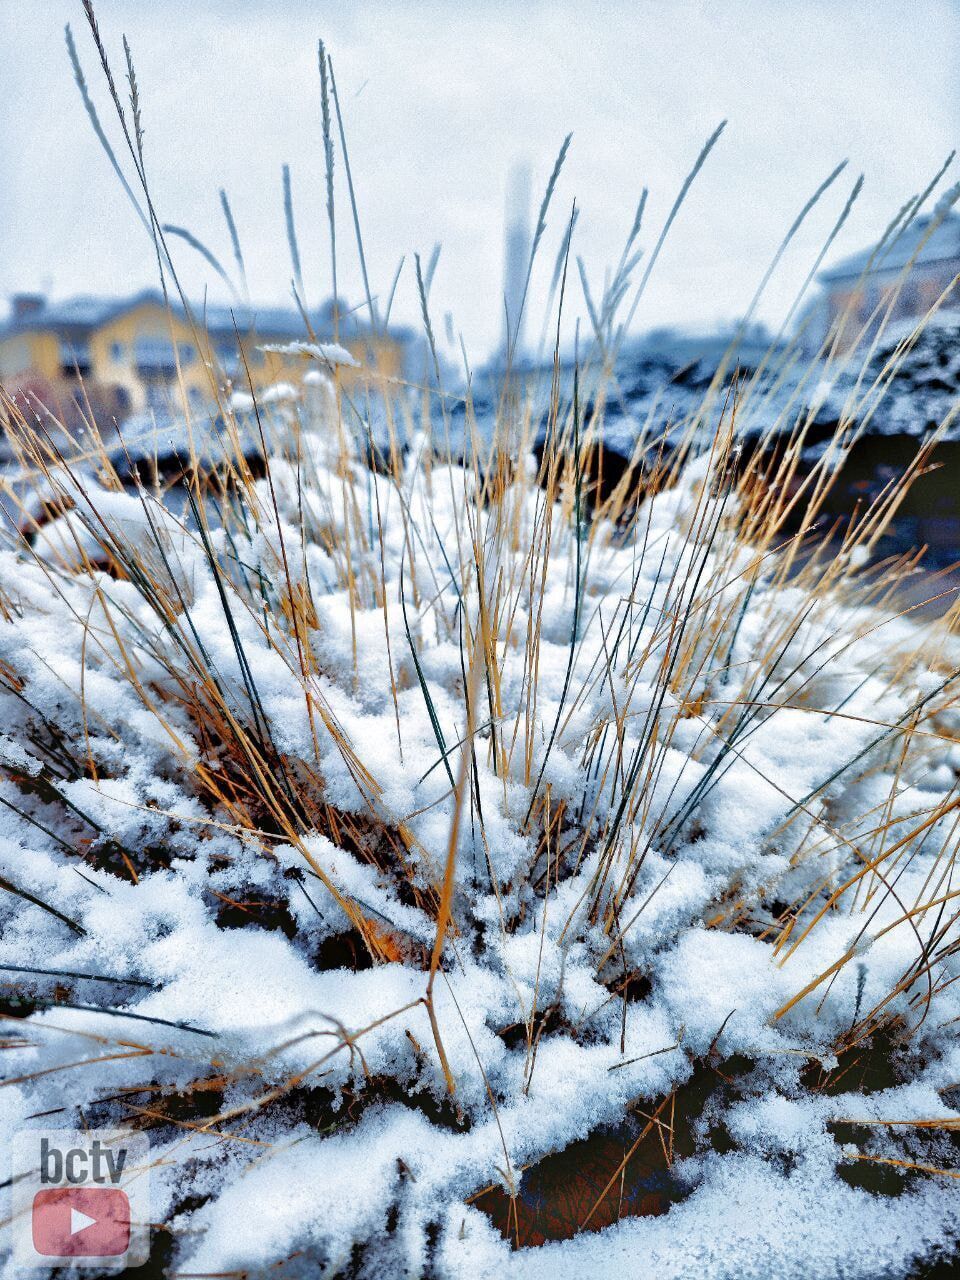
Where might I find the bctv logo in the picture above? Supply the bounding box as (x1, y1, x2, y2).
(40, 1135, 129, 1186)
(11, 1129, 150, 1269)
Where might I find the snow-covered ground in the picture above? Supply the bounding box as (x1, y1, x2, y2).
(2, 377, 960, 1278)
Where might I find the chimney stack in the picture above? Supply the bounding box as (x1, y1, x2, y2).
(501, 164, 532, 363)
(11, 293, 45, 321)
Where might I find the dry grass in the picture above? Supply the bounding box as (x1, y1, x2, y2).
(1, 5, 960, 1267)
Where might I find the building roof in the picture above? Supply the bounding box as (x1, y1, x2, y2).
(819, 211, 960, 285)
(0, 288, 407, 345)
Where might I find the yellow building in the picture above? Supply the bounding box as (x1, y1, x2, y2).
(0, 289, 410, 420)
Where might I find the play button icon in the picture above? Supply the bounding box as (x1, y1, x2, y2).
(71, 1206, 99, 1236)
(32, 1187, 131, 1257)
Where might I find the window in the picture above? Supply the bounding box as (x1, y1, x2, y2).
(135, 337, 176, 367)
(216, 342, 240, 372)
(145, 379, 170, 412)
(859, 285, 877, 323)
(59, 340, 91, 374)
(133, 338, 195, 368)
(110, 341, 125, 361)
(59, 339, 90, 363)
(896, 280, 921, 318)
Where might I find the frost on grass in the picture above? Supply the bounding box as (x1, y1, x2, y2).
(1, 365, 960, 1280)
(259, 339, 361, 367)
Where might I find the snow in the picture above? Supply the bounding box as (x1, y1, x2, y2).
(1, 380, 960, 1279)
(228, 381, 301, 411)
(440, 1148, 960, 1279)
(260, 339, 361, 367)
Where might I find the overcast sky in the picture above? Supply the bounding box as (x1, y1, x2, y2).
(1, 0, 958, 360)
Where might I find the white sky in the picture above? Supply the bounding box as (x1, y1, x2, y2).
(1, 0, 958, 361)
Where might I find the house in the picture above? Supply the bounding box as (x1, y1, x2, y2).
(801, 211, 960, 354)
(0, 289, 412, 424)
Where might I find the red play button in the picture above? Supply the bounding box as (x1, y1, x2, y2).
(32, 1187, 131, 1257)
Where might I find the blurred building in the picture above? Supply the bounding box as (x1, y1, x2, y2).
(801, 211, 960, 354)
(0, 289, 411, 424)
(500, 164, 532, 362)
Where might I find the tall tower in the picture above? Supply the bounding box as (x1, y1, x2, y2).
(501, 163, 531, 364)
